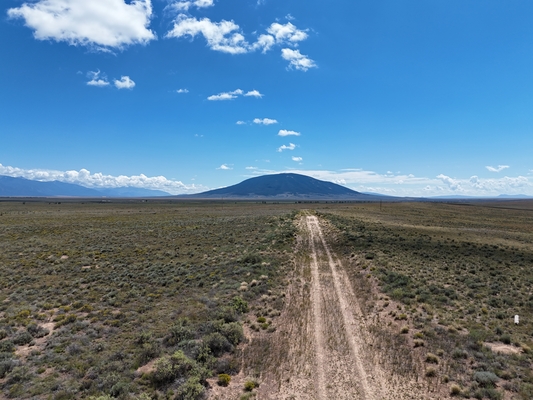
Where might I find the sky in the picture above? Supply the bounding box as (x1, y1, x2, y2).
(1, 0, 533, 197)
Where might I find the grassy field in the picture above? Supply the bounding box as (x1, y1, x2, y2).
(1, 199, 533, 399)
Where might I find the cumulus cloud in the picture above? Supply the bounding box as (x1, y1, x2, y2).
(217, 164, 232, 170)
(242, 168, 533, 197)
(170, 0, 214, 11)
(277, 143, 296, 152)
(278, 129, 300, 137)
(281, 48, 316, 71)
(253, 118, 277, 125)
(292, 156, 302, 162)
(165, 15, 314, 71)
(7, 0, 156, 50)
(207, 89, 262, 101)
(253, 22, 308, 53)
(236, 121, 246, 125)
(86, 70, 109, 87)
(486, 165, 509, 173)
(244, 90, 263, 98)
(0, 163, 205, 195)
(166, 15, 249, 54)
(114, 76, 135, 89)
(176, 88, 189, 93)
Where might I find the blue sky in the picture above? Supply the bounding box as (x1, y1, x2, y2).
(1, 0, 533, 196)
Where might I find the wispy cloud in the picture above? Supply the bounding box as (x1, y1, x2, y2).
(169, 0, 214, 11)
(217, 164, 232, 170)
(86, 70, 109, 87)
(245, 166, 258, 170)
(207, 89, 262, 101)
(8, 0, 155, 50)
(281, 48, 316, 71)
(292, 156, 303, 162)
(277, 143, 296, 152)
(0, 163, 205, 195)
(236, 121, 246, 125)
(278, 129, 300, 136)
(486, 165, 509, 172)
(114, 76, 135, 89)
(176, 88, 189, 93)
(254, 118, 277, 125)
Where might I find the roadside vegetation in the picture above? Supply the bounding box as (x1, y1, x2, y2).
(319, 200, 533, 399)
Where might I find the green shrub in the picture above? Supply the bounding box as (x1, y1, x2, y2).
(244, 380, 257, 391)
(164, 320, 193, 347)
(176, 376, 205, 400)
(13, 331, 33, 346)
(0, 340, 14, 353)
(217, 373, 231, 386)
(474, 371, 499, 388)
(219, 322, 244, 346)
(203, 332, 233, 357)
(232, 297, 249, 314)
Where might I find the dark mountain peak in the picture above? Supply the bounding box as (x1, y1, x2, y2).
(185, 173, 379, 199)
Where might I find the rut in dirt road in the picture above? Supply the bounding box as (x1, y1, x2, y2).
(305, 215, 386, 400)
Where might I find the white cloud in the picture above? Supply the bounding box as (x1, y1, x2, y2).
(253, 118, 277, 125)
(281, 48, 316, 71)
(166, 15, 249, 54)
(114, 76, 135, 89)
(165, 15, 314, 71)
(245, 166, 258, 170)
(242, 168, 533, 197)
(86, 70, 109, 87)
(170, 0, 214, 11)
(236, 121, 246, 125)
(486, 165, 510, 173)
(277, 143, 296, 152)
(278, 129, 300, 136)
(217, 164, 232, 170)
(0, 163, 205, 195)
(176, 88, 189, 93)
(208, 89, 261, 101)
(244, 90, 263, 98)
(267, 22, 308, 44)
(8, 0, 155, 50)
(292, 156, 302, 162)
(253, 22, 308, 53)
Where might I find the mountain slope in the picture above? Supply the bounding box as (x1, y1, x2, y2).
(0, 176, 170, 197)
(184, 173, 380, 199)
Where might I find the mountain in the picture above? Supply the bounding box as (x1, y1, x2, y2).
(0, 176, 170, 197)
(183, 173, 386, 200)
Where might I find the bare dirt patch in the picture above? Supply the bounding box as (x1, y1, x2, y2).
(484, 342, 521, 355)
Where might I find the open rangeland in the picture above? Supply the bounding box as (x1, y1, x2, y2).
(1, 200, 533, 399)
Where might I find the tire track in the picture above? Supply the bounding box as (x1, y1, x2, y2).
(306, 215, 385, 400)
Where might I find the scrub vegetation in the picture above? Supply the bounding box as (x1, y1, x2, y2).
(319, 200, 533, 399)
(0, 201, 297, 399)
(1, 199, 533, 399)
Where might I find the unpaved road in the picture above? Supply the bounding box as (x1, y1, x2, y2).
(302, 215, 388, 399)
(257, 215, 393, 399)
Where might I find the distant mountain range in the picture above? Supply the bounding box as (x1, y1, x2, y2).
(181, 173, 387, 200)
(0, 176, 170, 197)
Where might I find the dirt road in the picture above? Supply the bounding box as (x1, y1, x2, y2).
(254, 215, 391, 399)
